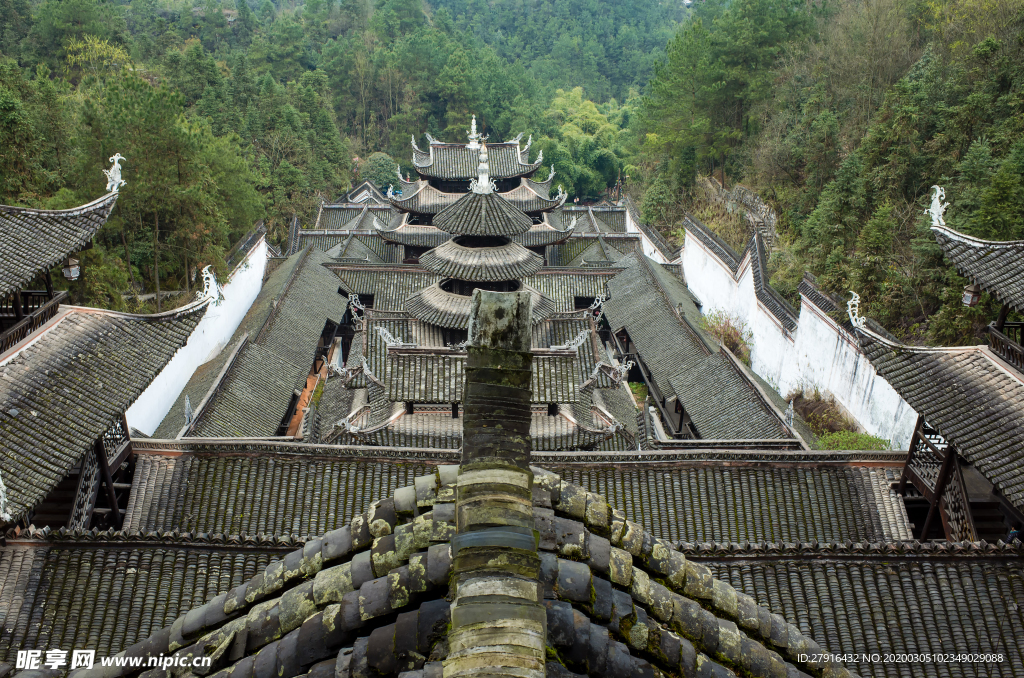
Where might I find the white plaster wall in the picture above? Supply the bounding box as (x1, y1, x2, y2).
(126, 238, 268, 435)
(623, 209, 669, 263)
(681, 236, 918, 449)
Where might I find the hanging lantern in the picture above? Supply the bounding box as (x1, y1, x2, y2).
(62, 257, 80, 281)
(962, 283, 981, 307)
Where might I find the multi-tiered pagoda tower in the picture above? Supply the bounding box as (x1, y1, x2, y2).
(405, 144, 557, 332)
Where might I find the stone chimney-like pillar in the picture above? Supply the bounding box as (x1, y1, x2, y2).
(444, 289, 545, 678)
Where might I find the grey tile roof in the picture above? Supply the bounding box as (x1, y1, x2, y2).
(0, 299, 208, 521)
(124, 455, 435, 536)
(858, 327, 1024, 511)
(390, 180, 564, 215)
(188, 249, 348, 438)
(604, 254, 790, 440)
(0, 192, 118, 297)
(0, 543, 284, 662)
(418, 238, 542, 281)
(433, 190, 534, 237)
(295, 231, 395, 262)
(1, 466, 870, 678)
(550, 234, 640, 267)
(413, 142, 542, 180)
(313, 204, 392, 230)
(324, 232, 385, 263)
(933, 225, 1024, 312)
(555, 465, 910, 544)
(705, 555, 1024, 677)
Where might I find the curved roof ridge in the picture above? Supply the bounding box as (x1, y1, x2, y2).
(0, 191, 120, 297)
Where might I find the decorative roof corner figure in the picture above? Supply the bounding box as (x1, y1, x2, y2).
(847, 291, 867, 330)
(926, 185, 949, 228)
(387, 184, 395, 199)
(103, 153, 126, 193)
(184, 395, 194, 427)
(199, 265, 223, 305)
(785, 400, 795, 428)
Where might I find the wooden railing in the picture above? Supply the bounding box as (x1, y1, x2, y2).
(988, 323, 1024, 373)
(0, 291, 67, 354)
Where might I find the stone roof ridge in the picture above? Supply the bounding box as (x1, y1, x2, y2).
(931, 223, 1024, 248)
(35, 461, 864, 678)
(0, 191, 120, 297)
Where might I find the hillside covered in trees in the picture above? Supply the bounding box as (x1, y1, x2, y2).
(636, 0, 1024, 344)
(0, 0, 672, 308)
(1, 0, 1021, 344)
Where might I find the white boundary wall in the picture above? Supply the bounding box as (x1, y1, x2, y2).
(127, 238, 268, 434)
(682, 234, 918, 449)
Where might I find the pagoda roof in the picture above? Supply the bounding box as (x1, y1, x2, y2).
(336, 180, 389, 205)
(405, 281, 556, 329)
(325, 232, 385, 264)
(412, 141, 543, 180)
(432, 190, 534, 237)
(361, 314, 611, 404)
(932, 225, 1024, 312)
(0, 294, 209, 523)
(604, 254, 792, 441)
(419, 238, 542, 281)
(376, 211, 574, 247)
(857, 326, 1024, 511)
(0, 192, 118, 298)
(388, 179, 565, 215)
(11, 464, 867, 678)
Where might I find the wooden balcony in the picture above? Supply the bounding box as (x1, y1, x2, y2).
(988, 322, 1024, 373)
(1, 290, 67, 354)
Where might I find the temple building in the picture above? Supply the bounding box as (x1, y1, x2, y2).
(1, 141, 1023, 678)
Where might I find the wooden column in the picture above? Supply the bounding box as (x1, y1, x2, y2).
(93, 438, 122, 529)
(11, 290, 24, 321)
(897, 414, 924, 495)
(445, 290, 545, 678)
(922, 445, 956, 539)
(995, 304, 1010, 332)
(44, 272, 54, 299)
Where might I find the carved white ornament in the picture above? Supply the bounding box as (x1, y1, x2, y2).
(609, 360, 633, 384)
(467, 115, 482, 149)
(0, 469, 11, 522)
(376, 325, 415, 348)
(523, 135, 533, 152)
(198, 265, 220, 304)
(588, 294, 606, 323)
(551, 328, 591, 352)
(926, 185, 949, 228)
(471, 144, 495, 195)
(785, 400, 794, 427)
(446, 339, 469, 351)
(103, 153, 126, 192)
(847, 291, 867, 330)
(184, 395, 194, 426)
(387, 185, 395, 199)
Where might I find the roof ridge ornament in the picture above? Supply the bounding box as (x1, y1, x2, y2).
(375, 324, 416, 348)
(470, 143, 496, 195)
(103, 153, 126, 192)
(847, 291, 867, 330)
(926, 185, 949, 228)
(411, 134, 424, 154)
(550, 328, 591, 352)
(467, 115, 485, 149)
(523, 134, 533, 152)
(425, 132, 439, 145)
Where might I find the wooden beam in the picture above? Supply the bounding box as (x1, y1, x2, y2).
(11, 290, 24, 321)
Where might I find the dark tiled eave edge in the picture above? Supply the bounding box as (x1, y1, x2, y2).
(0, 191, 119, 298)
(130, 438, 905, 464)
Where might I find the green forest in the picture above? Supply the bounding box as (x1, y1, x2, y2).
(1, 0, 1022, 343)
